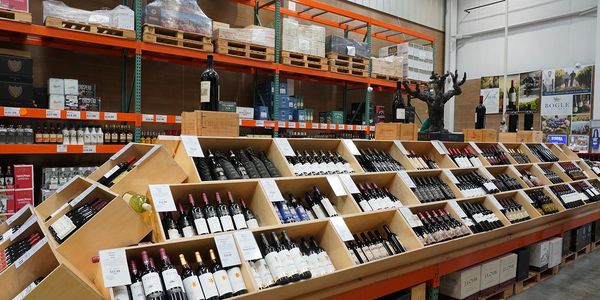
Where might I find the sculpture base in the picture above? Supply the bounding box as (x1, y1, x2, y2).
(418, 131, 465, 142)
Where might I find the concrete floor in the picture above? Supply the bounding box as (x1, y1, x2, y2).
(511, 249, 600, 300)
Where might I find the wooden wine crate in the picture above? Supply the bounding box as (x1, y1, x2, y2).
(156, 135, 181, 157)
(463, 129, 497, 143)
(485, 165, 529, 190)
(400, 141, 457, 170)
(500, 142, 540, 164)
(516, 131, 543, 143)
(405, 201, 473, 246)
(444, 167, 490, 199)
(575, 159, 597, 179)
(87, 143, 188, 196)
(441, 141, 488, 167)
(287, 138, 363, 175)
(472, 142, 514, 166)
(498, 133, 518, 143)
(173, 136, 294, 183)
(375, 123, 418, 141)
(349, 172, 421, 206)
(405, 169, 463, 204)
(513, 164, 553, 186)
(541, 162, 573, 183)
(494, 190, 544, 219)
(543, 143, 571, 162)
(557, 144, 580, 160)
(351, 139, 411, 172)
(35, 176, 152, 280)
(181, 110, 239, 137)
(539, 186, 569, 212)
(456, 196, 512, 227)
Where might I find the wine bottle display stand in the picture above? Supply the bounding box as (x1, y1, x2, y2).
(485, 165, 529, 190)
(285, 138, 363, 175)
(349, 172, 418, 206)
(575, 159, 597, 179)
(494, 190, 544, 219)
(500, 142, 540, 164)
(539, 162, 573, 183)
(352, 140, 408, 172)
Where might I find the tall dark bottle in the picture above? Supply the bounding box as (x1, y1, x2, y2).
(200, 54, 219, 111)
(207, 150, 227, 181)
(140, 251, 166, 300)
(392, 80, 406, 123)
(475, 95, 486, 129)
(209, 249, 233, 299)
(203, 193, 222, 233)
(179, 254, 205, 300)
(98, 156, 136, 186)
(195, 251, 219, 300)
(178, 203, 195, 238)
(508, 80, 516, 110)
(215, 192, 235, 231)
(188, 194, 209, 235)
(227, 192, 247, 230)
(524, 103, 534, 131)
(405, 94, 416, 123)
(508, 110, 518, 132)
(158, 248, 187, 300)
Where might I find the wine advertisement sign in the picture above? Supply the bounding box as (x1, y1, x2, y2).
(480, 76, 500, 114)
(541, 115, 571, 135)
(540, 94, 572, 116)
(542, 65, 593, 96)
(519, 71, 541, 111)
(480, 70, 541, 113)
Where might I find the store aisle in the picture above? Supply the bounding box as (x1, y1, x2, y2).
(511, 249, 600, 300)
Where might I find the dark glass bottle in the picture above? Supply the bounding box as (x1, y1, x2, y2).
(158, 248, 186, 299)
(240, 198, 259, 228)
(227, 191, 247, 230)
(202, 193, 222, 233)
(209, 249, 233, 299)
(140, 251, 166, 300)
(524, 103, 534, 131)
(392, 80, 406, 123)
(475, 95, 486, 129)
(188, 194, 209, 235)
(207, 150, 227, 181)
(195, 251, 219, 300)
(215, 192, 235, 232)
(508, 110, 518, 132)
(200, 54, 219, 111)
(406, 94, 416, 123)
(129, 260, 146, 300)
(179, 254, 204, 300)
(177, 203, 195, 238)
(508, 80, 517, 110)
(162, 212, 181, 240)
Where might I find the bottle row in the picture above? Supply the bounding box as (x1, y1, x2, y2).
(0, 123, 136, 145)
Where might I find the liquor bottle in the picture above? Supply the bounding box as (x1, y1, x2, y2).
(188, 194, 209, 235)
(97, 156, 136, 186)
(508, 110, 518, 132)
(259, 233, 288, 285)
(62, 124, 70, 145)
(382, 225, 405, 254)
(179, 254, 204, 300)
(392, 80, 406, 123)
(162, 212, 181, 240)
(127, 126, 134, 143)
(129, 260, 146, 300)
(34, 125, 42, 144)
(475, 95, 486, 129)
(508, 80, 517, 110)
(271, 231, 301, 282)
(140, 251, 166, 299)
(209, 249, 233, 298)
(49, 199, 108, 243)
(240, 198, 259, 228)
(524, 103, 534, 130)
(104, 125, 111, 144)
(281, 230, 311, 279)
(206, 150, 228, 181)
(195, 252, 219, 300)
(313, 186, 338, 217)
(68, 125, 77, 145)
(229, 151, 250, 179)
(41, 123, 49, 143)
(202, 193, 222, 233)
(158, 248, 186, 299)
(215, 192, 235, 231)
(304, 192, 327, 219)
(200, 54, 220, 111)
(178, 203, 196, 238)
(288, 193, 310, 221)
(406, 94, 416, 123)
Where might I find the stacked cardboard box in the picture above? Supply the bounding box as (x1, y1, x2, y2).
(48, 78, 100, 111)
(143, 0, 211, 35)
(379, 42, 434, 82)
(213, 22, 274, 48)
(0, 165, 33, 215)
(0, 49, 34, 107)
(325, 35, 369, 58)
(371, 56, 404, 78)
(282, 18, 326, 57)
(0, 0, 28, 12)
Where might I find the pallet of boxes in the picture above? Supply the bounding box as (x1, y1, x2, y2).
(378, 42, 434, 82)
(0, 0, 31, 23)
(212, 21, 275, 61)
(325, 35, 369, 77)
(281, 18, 327, 70)
(142, 0, 213, 51)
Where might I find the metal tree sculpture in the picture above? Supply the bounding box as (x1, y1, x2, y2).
(403, 70, 466, 133)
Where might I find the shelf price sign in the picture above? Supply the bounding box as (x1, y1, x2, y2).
(233, 231, 262, 261)
(259, 179, 284, 202)
(149, 184, 176, 212)
(99, 248, 131, 287)
(66, 111, 81, 119)
(180, 135, 204, 157)
(214, 234, 242, 268)
(3, 107, 20, 117)
(330, 216, 354, 241)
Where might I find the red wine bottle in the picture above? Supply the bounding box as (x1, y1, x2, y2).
(140, 251, 165, 299)
(195, 251, 219, 300)
(227, 192, 247, 230)
(158, 248, 186, 299)
(209, 249, 233, 299)
(162, 212, 181, 240)
(240, 198, 259, 229)
(129, 260, 146, 300)
(98, 156, 136, 186)
(179, 254, 205, 300)
(392, 80, 406, 123)
(200, 54, 220, 111)
(475, 95, 486, 129)
(215, 192, 235, 232)
(202, 193, 222, 233)
(178, 203, 196, 238)
(188, 194, 209, 235)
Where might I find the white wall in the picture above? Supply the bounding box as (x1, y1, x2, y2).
(454, 0, 597, 79)
(347, 0, 445, 31)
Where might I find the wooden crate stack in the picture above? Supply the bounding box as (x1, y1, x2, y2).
(142, 24, 213, 51)
(326, 52, 368, 77)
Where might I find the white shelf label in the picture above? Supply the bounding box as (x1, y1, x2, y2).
(3, 107, 20, 117)
(86, 111, 100, 120)
(99, 248, 132, 288)
(46, 110, 60, 118)
(288, 122, 296, 128)
(149, 184, 176, 212)
(255, 120, 264, 127)
(142, 114, 155, 122)
(278, 121, 286, 128)
(443, 169, 459, 184)
(342, 139, 360, 156)
(110, 143, 132, 160)
(180, 135, 204, 158)
(175, 116, 182, 123)
(10, 215, 37, 241)
(15, 237, 48, 269)
(338, 124, 345, 130)
(69, 184, 97, 207)
(214, 234, 241, 268)
(394, 140, 409, 155)
(469, 142, 483, 154)
(488, 195, 504, 210)
(399, 207, 421, 228)
(299, 122, 307, 129)
(320, 123, 328, 129)
(6, 204, 30, 225)
(56, 145, 68, 153)
(104, 112, 117, 120)
(233, 231, 262, 261)
(66, 111, 81, 119)
(327, 175, 347, 196)
(273, 138, 295, 156)
(330, 216, 354, 241)
(432, 140, 447, 155)
(478, 167, 495, 180)
(339, 174, 359, 194)
(260, 179, 284, 202)
(83, 145, 96, 153)
(398, 170, 416, 188)
(156, 115, 167, 123)
(448, 200, 467, 218)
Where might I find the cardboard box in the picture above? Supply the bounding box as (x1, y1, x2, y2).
(78, 83, 96, 97)
(213, 25, 274, 48)
(181, 110, 239, 137)
(48, 78, 64, 95)
(479, 259, 500, 295)
(482, 129, 498, 142)
(49, 94, 65, 110)
(498, 253, 518, 284)
(0, 54, 32, 82)
(13, 164, 33, 189)
(548, 237, 562, 268)
(2, 0, 28, 12)
(294, 109, 307, 122)
(592, 221, 600, 242)
(375, 123, 418, 141)
(14, 188, 33, 210)
(498, 132, 517, 143)
(517, 131, 544, 143)
(78, 97, 101, 111)
(325, 35, 369, 58)
(572, 224, 592, 251)
(440, 265, 481, 299)
(0, 81, 34, 107)
(0, 189, 14, 214)
(514, 247, 530, 281)
(254, 106, 269, 120)
(529, 240, 549, 271)
(64, 94, 79, 110)
(236, 107, 254, 120)
(63, 79, 78, 95)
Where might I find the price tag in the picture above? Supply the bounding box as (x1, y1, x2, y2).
(149, 184, 176, 212)
(443, 169, 459, 184)
(264, 121, 276, 128)
(56, 145, 68, 153)
(110, 143, 133, 160)
(394, 140, 409, 155)
(69, 184, 97, 207)
(46, 109, 61, 118)
(260, 179, 284, 202)
(142, 114, 155, 122)
(342, 139, 360, 156)
(339, 174, 360, 194)
(278, 121, 286, 128)
(299, 122, 307, 129)
(156, 115, 167, 123)
(448, 200, 467, 218)
(320, 123, 328, 129)
(478, 167, 495, 180)
(3, 107, 20, 116)
(214, 234, 241, 268)
(338, 124, 345, 130)
(255, 120, 264, 127)
(398, 170, 416, 188)
(233, 231, 262, 261)
(273, 138, 295, 156)
(99, 248, 132, 288)
(288, 122, 296, 129)
(175, 116, 182, 123)
(6, 204, 30, 225)
(83, 145, 96, 153)
(15, 236, 48, 269)
(10, 215, 37, 241)
(66, 111, 81, 119)
(180, 135, 204, 158)
(488, 195, 504, 210)
(469, 142, 483, 154)
(86, 111, 100, 120)
(104, 112, 118, 120)
(134, 145, 160, 167)
(56, 176, 79, 193)
(330, 216, 354, 241)
(432, 140, 448, 155)
(327, 175, 347, 196)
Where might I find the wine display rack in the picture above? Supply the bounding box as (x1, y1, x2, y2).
(2, 137, 599, 300)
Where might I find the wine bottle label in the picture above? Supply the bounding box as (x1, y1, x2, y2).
(367, 198, 380, 210)
(289, 247, 309, 273)
(287, 205, 301, 222)
(200, 81, 211, 103)
(227, 267, 247, 294)
(102, 165, 121, 181)
(254, 259, 274, 287)
(362, 246, 375, 261)
(248, 261, 264, 289)
(162, 268, 184, 290)
(335, 162, 346, 173)
(295, 206, 310, 221)
(344, 162, 354, 173)
(182, 226, 196, 238)
(194, 218, 210, 235)
(198, 273, 219, 299)
(305, 209, 317, 220)
(307, 253, 323, 276)
(359, 200, 373, 212)
(207, 216, 222, 233)
(245, 218, 259, 229)
(279, 248, 298, 276)
(220, 215, 235, 231)
(349, 249, 360, 264)
(50, 215, 77, 240)
(318, 251, 335, 273)
(141, 272, 163, 296)
(112, 286, 129, 300)
(183, 275, 206, 300)
(327, 162, 337, 173)
(368, 245, 381, 259)
(396, 108, 406, 119)
(233, 214, 248, 230)
(167, 228, 181, 240)
(470, 157, 483, 167)
(213, 269, 233, 296)
(265, 252, 286, 281)
(382, 196, 393, 208)
(320, 198, 338, 217)
(130, 282, 146, 300)
(312, 204, 327, 219)
(393, 200, 403, 208)
(293, 163, 304, 175)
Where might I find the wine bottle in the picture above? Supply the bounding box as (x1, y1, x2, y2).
(288, 193, 310, 221)
(215, 192, 235, 232)
(226, 192, 247, 230)
(177, 203, 196, 238)
(226, 263, 248, 296)
(272, 231, 301, 282)
(98, 157, 136, 186)
(229, 150, 250, 179)
(260, 233, 289, 285)
(392, 80, 406, 123)
(140, 251, 166, 300)
(200, 54, 219, 111)
(313, 186, 338, 217)
(207, 150, 227, 181)
(195, 252, 219, 300)
(158, 248, 186, 299)
(202, 193, 222, 233)
(209, 249, 233, 298)
(508, 80, 517, 110)
(162, 212, 181, 240)
(382, 225, 405, 254)
(475, 95, 486, 129)
(240, 198, 259, 228)
(524, 103, 534, 130)
(129, 260, 146, 300)
(49, 199, 108, 243)
(281, 230, 312, 280)
(310, 237, 335, 274)
(301, 238, 324, 276)
(188, 194, 209, 235)
(508, 110, 518, 132)
(304, 192, 327, 219)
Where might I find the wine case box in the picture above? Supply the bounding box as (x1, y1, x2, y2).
(528, 240, 549, 271)
(479, 258, 500, 297)
(548, 237, 562, 268)
(495, 190, 543, 219)
(181, 110, 239, 137)
(13, 164, 33, 189)
(0, 189, 15, 214)
(440, 265, 481, 300)
(498, 253, 518, 285)
(544, 143, 571, 162)
(400, 141, 457, 170)
(485, 166, 529, 190)
(156, 135, 181, 157)
(516, 131, 543, 143)
(576, 159, 597, 179)
(592, 220, 600, 242)
(35, 176, 152, 281)
(88, 143, 188, 196)
(571, 223, 592, 252)
(148, 181, 280, 243)
(498, 133, 517, 143)
(374, 123, 418, 141)
(456, 196, 511, 228)
(463, 129, 497, 143)
(562, 229, 573, 255)
(286, 138, 363, 175)
(173, 136, 293, 183)
(514, 246, 530, 281)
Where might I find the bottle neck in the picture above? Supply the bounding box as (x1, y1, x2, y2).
(207, 56, 214, 69)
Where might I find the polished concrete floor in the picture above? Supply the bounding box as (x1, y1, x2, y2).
(511, 249, 600, 300)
